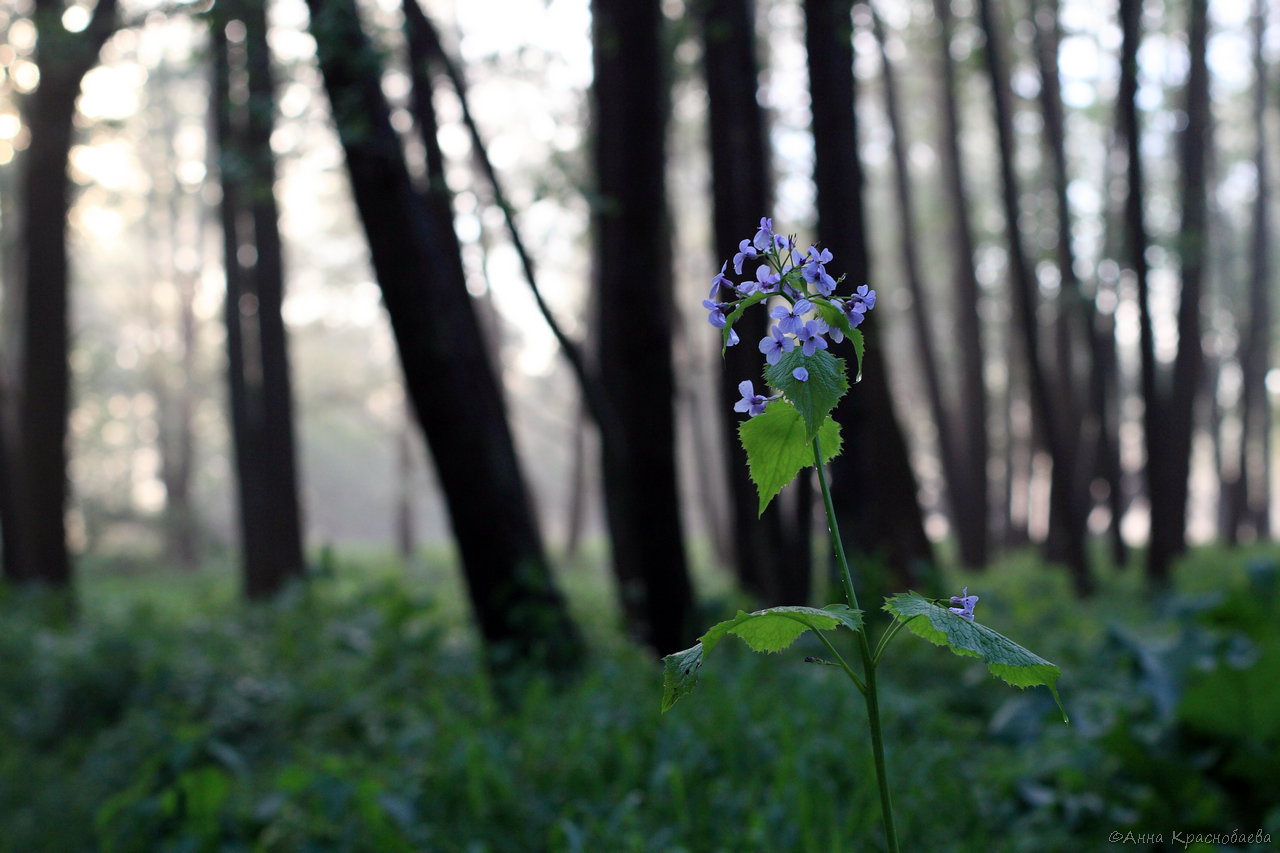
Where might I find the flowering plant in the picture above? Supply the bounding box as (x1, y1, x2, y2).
(665, 218, 1066, 852)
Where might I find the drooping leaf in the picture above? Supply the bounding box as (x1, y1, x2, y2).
(739, 400, 841, 515)
(883, 593, 1068, 722)
(763, 349, 847, 441)
(661, 604, 863, 712)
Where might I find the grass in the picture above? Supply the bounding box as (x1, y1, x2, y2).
(1, 542, 1278, 851)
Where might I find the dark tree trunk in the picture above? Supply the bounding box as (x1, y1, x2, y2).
(696, 0, 807, 604)
(975, 0, 1092, 593)
(869, 1, 985, 571)
(1032, 0, 1101, 563)
(8, 0, 119, 587)
(589, 0, 694, 653)
(1147, 0, 1209, 582)
(1227, 0, 1272, 541)
(211, 2, 307, 599)
(804, 0, 936, 600)
(930, 0, 990, 568)
(308, 0, 582, 675)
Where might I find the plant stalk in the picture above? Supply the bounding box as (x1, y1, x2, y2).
(812, 436, 900, 853)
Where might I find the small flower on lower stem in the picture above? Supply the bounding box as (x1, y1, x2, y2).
(949, 587, 979, 621)
(759, 325, 795, 365)
(734, 379, 777, 417)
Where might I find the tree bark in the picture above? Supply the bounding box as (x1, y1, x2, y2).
(8, 0, 119, 587)
(975, 0, 1092, 592)
(589, 0, 695, 653)
(308, 0, 583, 675)
(696, 0, 808, 604)
(804, 0, 936, 600)
(211, 2, 307, 599)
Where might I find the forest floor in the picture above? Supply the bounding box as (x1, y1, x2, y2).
(1, 543, 1278, 852)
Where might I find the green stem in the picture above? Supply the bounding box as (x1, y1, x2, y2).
(813, 627, 866, 695)
(812, 436, 900, 853)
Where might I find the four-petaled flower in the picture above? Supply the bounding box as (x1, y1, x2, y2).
(949, 587, 979, 621)
(802, 245, 837, 297)
(771, 298, 812, 336)
(733, 239, 758, 275)
(753, 264, 781, 294)
(759, 325, 795, 365)
(733, 380, 777, 417)
(797, 319, 829, 357)
(851, 284, 876, 312)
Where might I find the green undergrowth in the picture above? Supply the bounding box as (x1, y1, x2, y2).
(0, 544, 1277, 851)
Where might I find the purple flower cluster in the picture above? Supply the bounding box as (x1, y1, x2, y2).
(705, 217, 876, 416)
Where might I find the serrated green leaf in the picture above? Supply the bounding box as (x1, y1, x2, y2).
(739, 401, 841, 514)
(810, 299, 866, 381)
(720, 291, 769, 353)
(884, 593, 1068, 722)
(763, 349, 848, 441)
(661, 605, 864, 712)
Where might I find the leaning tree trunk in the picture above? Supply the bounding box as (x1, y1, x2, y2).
(589, 0, 695, 654)
(804, 0, 936, 601)
(697, 0, 808, 605)
(308, 0, 582, 676)
(211, 2, 307, 599)
(9, 0, 119, 587)
(975, 0, 1092, 593)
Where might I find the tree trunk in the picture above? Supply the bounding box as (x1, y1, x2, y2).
(868, 1, 984, 571)
(308, 0, 583, 675)
(1227, 0, 1272, 541)
(975, 0, 1092, 593)
(804, 0, 936, 601)
(930, 0, 990, 568)
(696, 0, 807, 604)
(1147, 0, 1209, 582)
(9, 0, 119, 587)
(589, 0, 694, 653)
(211, 2, 307, 599)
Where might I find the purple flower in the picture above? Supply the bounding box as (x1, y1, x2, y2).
(734, 380, 777, 417)
(792, 366, 809, 382)
(733, 240, 758, 275)
(725, 326, 740, 347)
(753, 264, 781, 294)
(851, 284, 877, 312)
(802, 245, 837, 296)
(841, 298, 867, 330)
(796, 320, 829, 357)
(752, 217, 775, 252)
(770, 298, 812, 336)
(710, 261, 732, 297)
(703, 298, 729, 328)
(949, 587, 979, 621)
(758, 325, 795, 365)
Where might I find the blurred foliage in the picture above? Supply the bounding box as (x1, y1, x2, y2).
(0, 546, 1278, 851)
